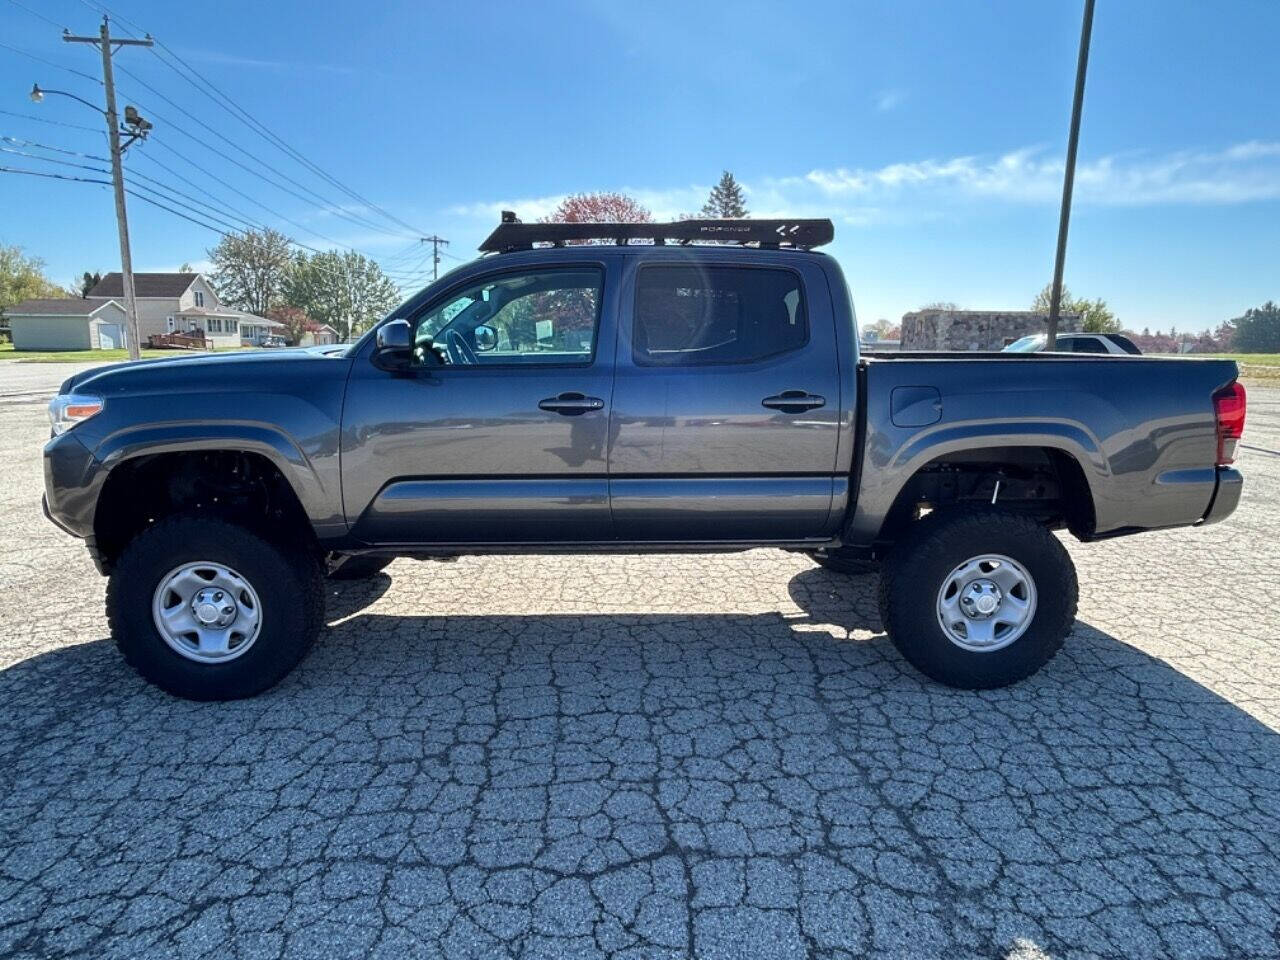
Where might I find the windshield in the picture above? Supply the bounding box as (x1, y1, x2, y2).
(1003, 335, 1045, 352)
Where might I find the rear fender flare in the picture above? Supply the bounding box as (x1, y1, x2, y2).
(849, 420, 1106, 543)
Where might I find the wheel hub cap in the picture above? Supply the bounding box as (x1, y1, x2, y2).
(960, 579, 1002, 618)
(935, 554, 1037, 653)
(191, 588, 238, 628)
(152, 562, 263, 663)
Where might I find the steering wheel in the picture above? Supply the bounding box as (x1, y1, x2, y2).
(446, 329, 478, 365)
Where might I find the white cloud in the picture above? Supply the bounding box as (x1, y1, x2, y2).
(804, 142, 1280, 206)
(874, 88, 907, 112)
(445, 141, 1280, 240)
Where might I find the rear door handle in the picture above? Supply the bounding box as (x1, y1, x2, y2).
(762, 390, 826, 413)
(538, 392, 605, 416)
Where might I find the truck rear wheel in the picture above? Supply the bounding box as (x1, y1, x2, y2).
(107, 515, 324, 701)
(878, 509, 1077, 689)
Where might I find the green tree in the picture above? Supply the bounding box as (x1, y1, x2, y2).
(76, 271, 102, 297)
(1231, 301, 1280, 353)
(283, 250, 399, 340)
(208, 228, 294, 317)
(700, 171, 749, 218)
(0, 244, 63, 318)
(863, 318, 896, 340)
(1031, 283, 1120, 333)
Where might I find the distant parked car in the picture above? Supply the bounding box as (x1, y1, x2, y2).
(1003, 332, 1142, 355)
(258, 335, 289, 348)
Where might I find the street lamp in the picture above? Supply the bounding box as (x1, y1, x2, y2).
(30, 84, 106, 116)
(29, 79, 153, 359)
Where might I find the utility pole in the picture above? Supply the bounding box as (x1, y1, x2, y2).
(65, 18, 153, 360)
(422, 235, 449, 281)
(1046, 0, 1095, 351)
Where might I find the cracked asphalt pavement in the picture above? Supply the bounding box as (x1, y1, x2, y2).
(1, 363, 1278, 959)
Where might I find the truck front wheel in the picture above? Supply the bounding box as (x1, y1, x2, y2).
(107, 515, 324, 700)
(878, 509, 1077, 689)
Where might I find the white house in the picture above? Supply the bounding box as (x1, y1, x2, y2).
(6, 298, 128, 351)
(300, 322, 340, 346)
(86, 273, 283, 349)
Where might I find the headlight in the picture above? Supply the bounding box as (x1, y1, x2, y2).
(48, 393, 104, 435)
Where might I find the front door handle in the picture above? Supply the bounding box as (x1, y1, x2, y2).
(762, 390, 826, 413)
(538, 392, 605, 416)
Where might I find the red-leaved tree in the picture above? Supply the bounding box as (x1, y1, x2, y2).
(542, 192, 652, 226)
(267, 305, 308, 346)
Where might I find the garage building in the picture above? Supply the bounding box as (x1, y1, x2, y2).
(5, 298, 128, 351)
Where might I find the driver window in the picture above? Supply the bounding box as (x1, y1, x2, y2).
(410, 267, 603, 366)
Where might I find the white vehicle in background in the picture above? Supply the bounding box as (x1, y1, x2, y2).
(1003, 332, 1143, 355)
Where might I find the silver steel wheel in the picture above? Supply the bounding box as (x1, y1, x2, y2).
(935, 553, 1037, 653)
(151, 562, 263, 663)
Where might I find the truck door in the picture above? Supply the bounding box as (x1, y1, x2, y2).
(608, 255, 843, 540)
(341, 258, 618, 543)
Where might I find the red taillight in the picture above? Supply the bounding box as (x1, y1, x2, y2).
(1213, 381, 1246, 465)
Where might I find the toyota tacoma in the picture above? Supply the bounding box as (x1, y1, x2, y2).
(41, 217, 1247, 699)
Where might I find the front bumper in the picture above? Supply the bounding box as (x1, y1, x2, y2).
(42, 430, 105, 540)
(1200, 467, 1243, 525)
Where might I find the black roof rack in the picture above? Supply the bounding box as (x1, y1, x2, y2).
(479, 212, 834, 253)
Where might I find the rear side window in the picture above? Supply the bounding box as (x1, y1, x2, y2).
(1107, 333, 1142, 355)
(633, 265, 806, 366)
(1068, 336, 1107, 353)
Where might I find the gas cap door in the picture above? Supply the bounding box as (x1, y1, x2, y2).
(890, 385, 942, 427)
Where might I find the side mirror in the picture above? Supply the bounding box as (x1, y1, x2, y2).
(373, 319, 412, 370)
(474, 323, 498, 352)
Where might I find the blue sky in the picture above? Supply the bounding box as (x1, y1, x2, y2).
(1, 0, 1277, 330)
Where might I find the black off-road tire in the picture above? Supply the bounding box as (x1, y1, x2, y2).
(107, 515, 325, 701)
(808, 547, 879, 576)
(878, 509, 1077, 689)
(326, 554, 393, 581)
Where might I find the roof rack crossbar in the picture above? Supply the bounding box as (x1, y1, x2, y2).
(479, 216, 834, 253)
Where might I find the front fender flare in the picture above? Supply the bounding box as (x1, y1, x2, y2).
(93, 421, 345, 536)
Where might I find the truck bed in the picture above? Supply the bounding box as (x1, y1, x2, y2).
(849, 351, 1241, 542)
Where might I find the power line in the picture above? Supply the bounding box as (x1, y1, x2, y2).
(110, 65, 411, 244)
(0, 108, 102, 133)
(128, 188, 235, 237)
(142, 135, 397, 255)
(2, 157, 404, 299)
(13, 7, 441, 289)
(138, 139, 434, 274)
(0, 163, 109, 186)
(4, 0, 69, 31)
(0, 40, 105, 85)
(6, 150, 413, 304)
(0, 143, 109, 174)
(81, 0, 430, 240)
(132, 146, 275, 233)
(1, 135, 108, 161)
(100, 40, 414, 243)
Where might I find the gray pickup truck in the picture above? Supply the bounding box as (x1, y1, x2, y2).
(42, 217, 1247, 700)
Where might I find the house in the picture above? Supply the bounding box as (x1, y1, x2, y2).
(5, 298, 128, 351)
(86, 272, 283, 349)
(299, 322, 340, 346)
(900, 309, 1081, 351)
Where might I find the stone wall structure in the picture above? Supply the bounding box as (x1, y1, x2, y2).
(900, 310, 1081, 351)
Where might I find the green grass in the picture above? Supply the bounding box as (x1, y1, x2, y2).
(1213, 352, 1280, 367)
(0, 342, 217, 363)
(1193, 352, 1280, 381)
